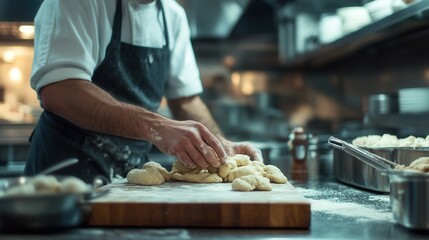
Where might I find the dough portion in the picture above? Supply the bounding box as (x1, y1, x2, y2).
(231, 175, 272, 191)
(2, 175, 89, 197)
(126, 154, 288, 192)
(227, 165, 260, 183)
(263, 165, 288, 184)
(395, 157, 429, 173)
(127, 162, 170, 186)
(352, 134, 429, 148)
(171, 172, 223, 183)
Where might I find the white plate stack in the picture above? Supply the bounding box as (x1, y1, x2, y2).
(364, 0, 394, 21)
(398, 87, 429, 113)
(336, 7, 372, 35)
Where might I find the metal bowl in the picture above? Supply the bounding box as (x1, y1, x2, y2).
(333, 147, 429, 192)
(389, 171, 429, 230)
(0, 176, 93, 232)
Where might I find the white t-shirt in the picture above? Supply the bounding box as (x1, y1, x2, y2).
(31, 0, 203, 100)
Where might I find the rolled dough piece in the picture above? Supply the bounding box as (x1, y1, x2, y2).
(60, 177, 89, 193)
(227, 165, 260, 183)
(4, 183, 36, 196)
(263, 165, 288, 183)
(30, 175, 61, 193)
(218, 158, 237, 178)
(231, 175, 272, 191)
(171, 160, 203, 174)
(251, 161, 265, 173)
(127, 161, 170, 186)
(171, 172, 223, 183)
(233, 154, 252, 166)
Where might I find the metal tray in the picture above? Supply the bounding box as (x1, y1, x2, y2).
(333, 147, 429, 192)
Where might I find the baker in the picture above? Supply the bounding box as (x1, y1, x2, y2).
(24, 0, 262, 183)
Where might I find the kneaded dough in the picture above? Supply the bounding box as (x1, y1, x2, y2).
(395, 157, 429, 173)
(231, 175, 272, 191)
(171, 160, 203, 174)
(30, 175, 61, 193)
(60, 177, 89, 193)
(127, 161, 170, 186)
(227, 165, 260, 182)
(233, 154, 252, 167)
(263, 165, 288, 184)
(4, 183, 36, 196)
(218, 158, 237, 178)
(251, 161, 265, 173)
(171, 172, 223, 183)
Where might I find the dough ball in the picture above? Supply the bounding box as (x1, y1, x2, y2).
(399, 136, 416, 147)
(144, 161, 170, 181)
(352, 136, 367, 147)
(60, 177, 89, 193)
(227, 165, 260, 183)
(407, 157, 429, 173)
(30, 175, 61, 193)
(4, 183, 36, 196)
(171, 172, 222, 183)
(231, 175, 272, 191)
(218, 158, 237, 178)
(373, 134, 399, 147)
(171, 160, 203, 175)
(127, 161, 169, 186)
(263, 165, 288, 184)
(366, 135, 382, 147)
(232, 154, 251, 166)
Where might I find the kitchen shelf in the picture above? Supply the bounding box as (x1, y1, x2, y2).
(282, 0, 429, 68)
(364, 112, 429, 132)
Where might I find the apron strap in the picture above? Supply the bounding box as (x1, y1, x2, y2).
(157, 0, 169, 49)
(112, 0, 123, 41)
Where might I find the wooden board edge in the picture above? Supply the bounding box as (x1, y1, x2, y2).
(87, 202, 311, 228)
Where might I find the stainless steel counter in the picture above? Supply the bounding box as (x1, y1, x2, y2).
(1, 178, 428, 239)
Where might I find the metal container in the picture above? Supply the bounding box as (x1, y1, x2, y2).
(333, 147, 429, 192)
(389, 171, 429, 230)
(362, 93, 399, 115)
(0, 176, 107, 232)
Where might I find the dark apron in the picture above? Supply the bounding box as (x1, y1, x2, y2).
(24, 0, 170, 183)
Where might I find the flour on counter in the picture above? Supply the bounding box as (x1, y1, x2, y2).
(311, 199, 393, 222)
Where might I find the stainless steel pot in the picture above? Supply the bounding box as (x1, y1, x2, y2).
(333, 147, 429, 192)
(329, 137, 429, 230)
(390, 171, 429, 230)
(0, 176, 108, 232)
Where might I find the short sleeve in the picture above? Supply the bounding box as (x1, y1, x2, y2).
(164, 4, 203, 99)
(30, 0, 100, 95)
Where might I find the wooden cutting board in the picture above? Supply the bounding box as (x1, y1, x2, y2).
(87, 181, 310, 228)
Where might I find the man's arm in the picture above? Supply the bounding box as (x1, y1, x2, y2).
(41, 79, 227, 168)
(168, 95, 263, 162)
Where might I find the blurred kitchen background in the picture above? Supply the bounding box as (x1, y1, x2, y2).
(1, 0, 429, 179)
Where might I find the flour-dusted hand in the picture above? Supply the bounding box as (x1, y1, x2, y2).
(220, 139, 264, 163)
(149, 118, 227, 169)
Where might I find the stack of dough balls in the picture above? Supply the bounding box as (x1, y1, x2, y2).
(127, 154, 288, 192)
(352, 134, 429, 148)
(0, 175, 89, 197)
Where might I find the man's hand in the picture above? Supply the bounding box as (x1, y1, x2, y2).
(149, 118, 227, 169)
(220, 139, 264, 162)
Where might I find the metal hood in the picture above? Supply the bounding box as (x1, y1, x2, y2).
(0, 0, 43, 22)
(177, 0, 276, 39)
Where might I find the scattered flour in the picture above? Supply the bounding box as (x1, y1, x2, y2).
(311, 199, 393, 222)
(296, 187, 393, 222)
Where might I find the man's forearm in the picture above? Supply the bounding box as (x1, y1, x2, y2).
(168, 96, 225, 141)
(40, 79, 165, 141)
